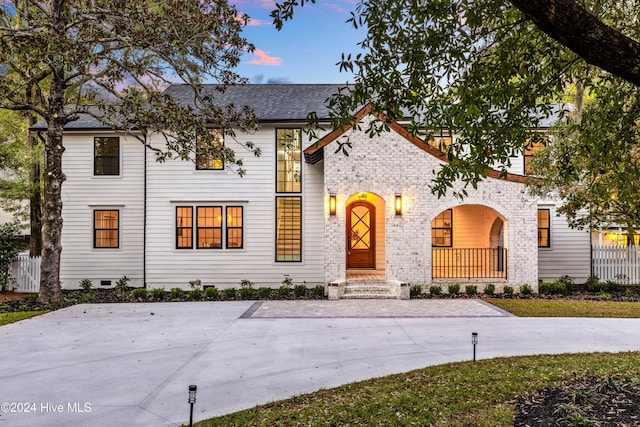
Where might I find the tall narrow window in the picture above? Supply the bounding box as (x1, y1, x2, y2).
(197, 207, 222, 249)
(226, 206, 243, 249)
(432, 209, 452, 247)
(276, 197, 301, 261)
(94, 210, 119, 248)
(524, 138, 547, 174)
(276, 129, 302, 192)
(176, 207, 193, 249)
(94, 137, 120, 175)
(538, 209, 550, 247)
(196, 130, 224, 170)
(427, 133, 452, 153)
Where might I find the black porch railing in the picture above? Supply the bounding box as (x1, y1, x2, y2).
(432, 247, 507, 279)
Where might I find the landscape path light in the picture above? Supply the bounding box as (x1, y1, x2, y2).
(472, 332, 478, 362)
(188, 384, 197, 427)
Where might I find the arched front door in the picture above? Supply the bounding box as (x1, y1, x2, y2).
(347, 201, 375, 269)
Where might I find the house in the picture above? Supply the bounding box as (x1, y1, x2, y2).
(39, 84, 591, 297)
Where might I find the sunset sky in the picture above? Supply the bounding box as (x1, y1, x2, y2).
(230, 0, 365, 84)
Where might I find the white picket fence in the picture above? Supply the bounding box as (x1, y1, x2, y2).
(10, 255, 41, 293)
(592, 245, 640, 284)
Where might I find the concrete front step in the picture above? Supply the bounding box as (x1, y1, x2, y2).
(341, 280, 397, 299)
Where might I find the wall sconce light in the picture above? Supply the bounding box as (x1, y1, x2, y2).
(395, 194, 402, 216)
(329, 193, 336, 216)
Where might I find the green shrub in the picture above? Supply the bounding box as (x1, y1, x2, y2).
(294, 284, 307, 297)
(447, 284, 460, 295)
(150, 287, 166, 300)
(585, 275, 602, 292)
(188, 288, 202, 300)
(79, 279, 93, 291)
(239, 280, 255, 299)
(429, 285, 442, 296)
(556, 275, 575, 292)
(0, 220, 26, 291)
(624, 288, 637, 298)
(605, 280, 619, 292)
(538, 282, 551, 294)
(223, 287, 237, 299)
(520, 284, 533, 295)
(170, 287, 184, 299)
(550, 281, 568, 295)
(465, 285, 477, 296)
(503, 285, 514, 295)
(312, 285, 325, 298)
(204, 286, 219, 299)
(130, 288, 148, 300)
(115, 275, 130, 297)
(277, 285, 291, 298)
(282, 276, 293, 287)
(410, 285, 422, 298)
(484, 283, 495, 295)
(258, 287, 272, 299)
(598, 290, 612, 300)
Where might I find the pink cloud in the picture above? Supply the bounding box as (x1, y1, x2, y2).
(247, 49, 282, 66)
(232, 0, 274, 8)
(247, 17, 270, 26)
(324, 3, 347, 13)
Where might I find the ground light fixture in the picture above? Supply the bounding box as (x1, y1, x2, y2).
(188, 384, 197, 427)
(472, 332, 478, 362)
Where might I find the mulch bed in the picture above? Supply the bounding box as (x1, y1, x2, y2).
(514, 376, 640, 426)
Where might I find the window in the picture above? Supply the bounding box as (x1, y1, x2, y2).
(427, 133, 452, 153)
(176, 207, 193, 249)
(196, 130, 224, 170)
(276, 197, 301, 261)
(94, 137, 120, 175)
(524, 138, 547, 174)
(276, 129, 302, 192)
(432, 209, 452, 247)
(197, 207, 222, 249)
(94, 210, 119, 248)
(226, 206, 243, 249)
(176, 205, 243, 249)
(538, 209, 550, 247)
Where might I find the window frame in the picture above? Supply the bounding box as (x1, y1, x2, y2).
(196, 129, 225, 171)
(275, 196, 302, 262)
(176, 206, 194, 249)
(94, 137, 120, 176)
(524, 137, 548, 175)
(432, 209, 453, 248)
(275, 128, 302, 193)
(196, 206, 223, 249)
(225, 206, 244, 249)
(538, 208, 551, 248)
(93, 209, 120, 249)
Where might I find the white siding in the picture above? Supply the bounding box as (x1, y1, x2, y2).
(145, 124, 325, 289)
(537, 202, 591, 283)
(60, 133, 145, 288)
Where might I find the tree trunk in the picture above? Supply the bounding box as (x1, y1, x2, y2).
(38, 73, 66, 304)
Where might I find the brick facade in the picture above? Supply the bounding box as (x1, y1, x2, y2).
(322, 115, 538, 289)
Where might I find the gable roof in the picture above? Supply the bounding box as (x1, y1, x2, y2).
(163, 84, 351, 122)
(304, 105, 528, 184)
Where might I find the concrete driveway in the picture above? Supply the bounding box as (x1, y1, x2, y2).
(1, 300, 639, 426)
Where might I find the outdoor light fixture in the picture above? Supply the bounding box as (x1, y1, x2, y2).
(188, 385, 197, 427)
(472, 332, 478, 362)
(329, 193, 336, 216)
(395, 194, 402, 216)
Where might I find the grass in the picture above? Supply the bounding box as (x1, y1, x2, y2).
(195, 352, 640, 426)
(487, 299, 640, 318)
(0, 310, 49, 326)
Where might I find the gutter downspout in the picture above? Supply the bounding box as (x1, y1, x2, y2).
(143, 139, 147, 288)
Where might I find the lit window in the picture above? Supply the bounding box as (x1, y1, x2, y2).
(276, 197, 301, 261)
(196, 130, 224, 170)
(538, 209, 550, 247)
(176, 207, 193, 249)
(524, 138, 547, 174)
(427, 134, 452, 152)
(94, 210, 119, 248)
(197, 207, 222, 249)
(226, 207, 243, 249)
(94, 137, 120, 175)
(276, 129, 302, 193)
(432, 209, 452, 247)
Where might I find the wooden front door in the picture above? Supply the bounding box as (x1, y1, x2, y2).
(347, 201, 375, 269)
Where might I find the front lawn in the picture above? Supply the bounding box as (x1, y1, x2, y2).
(195, 352, 640, 426)
(0, 310, 49, 326)
(487, 299, 640, 318)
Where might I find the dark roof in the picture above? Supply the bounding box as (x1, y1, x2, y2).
(163, 84, 349, 122)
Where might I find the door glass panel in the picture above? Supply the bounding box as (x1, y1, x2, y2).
(351, 205, 371, 249)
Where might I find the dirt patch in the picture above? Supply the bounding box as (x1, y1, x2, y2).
(0, 291, 32, 303)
